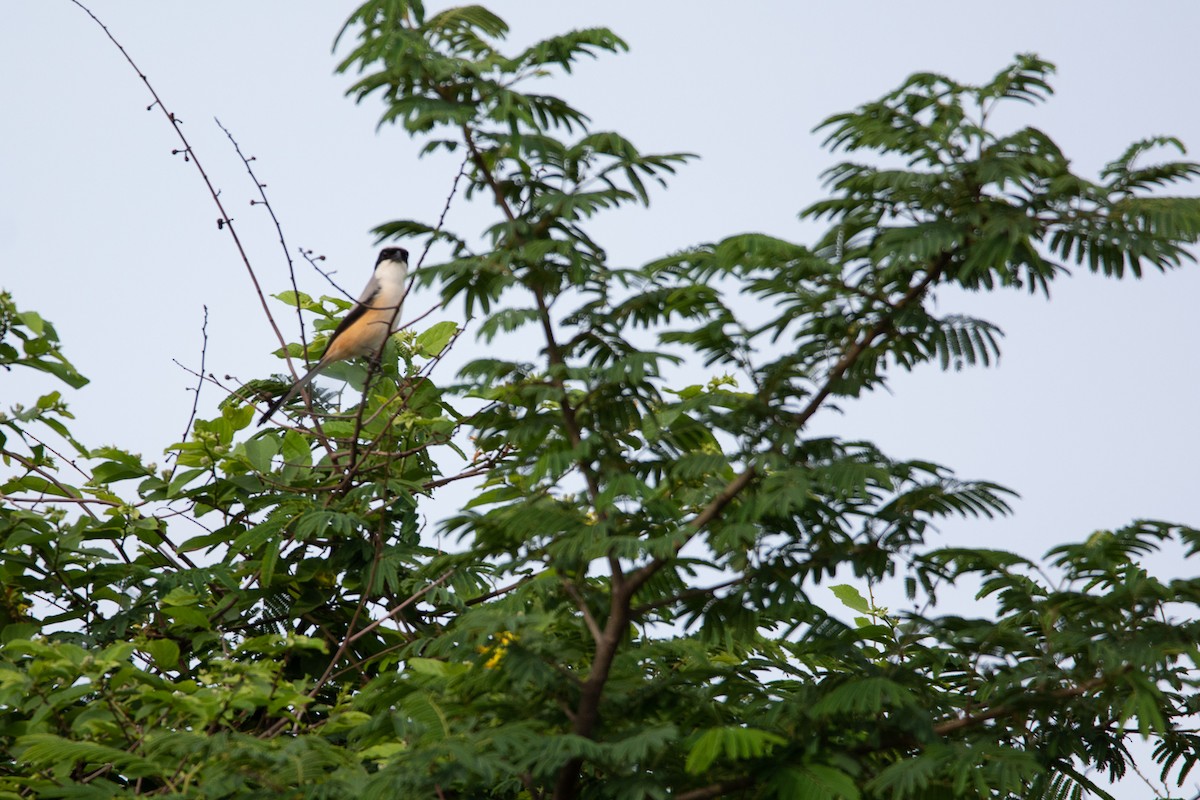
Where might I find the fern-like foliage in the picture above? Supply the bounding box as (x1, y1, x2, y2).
(3, 8, 1200, 800)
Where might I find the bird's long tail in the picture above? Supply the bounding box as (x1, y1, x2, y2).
(257, 362, 324, 426)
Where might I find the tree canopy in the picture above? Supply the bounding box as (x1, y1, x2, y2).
(3, 3, 1200, 799)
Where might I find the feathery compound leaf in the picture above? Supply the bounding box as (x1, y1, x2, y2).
(978, 53, 1056, 104)
(17, 734, 161, 778)
(684, 727, 787, 774)
(772, 765, 862, 800)
(810, 676, 921, 718)
(515, 28, 628, 72)
(14, 14, 1200, 799)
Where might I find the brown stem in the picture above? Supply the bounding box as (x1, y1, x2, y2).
(347, 570, 452, 645)
(625, 467, 755, 597)
(561, 580, 602, 643)
(456, 125, 617, 799)
(462, 124, 516, 223)
(675, 777, 757, 800)
(553, 582, 633, 800)
(792, 255, 948, 430)
(932, 674, 1109, 736)
(627, 254, 951, 599)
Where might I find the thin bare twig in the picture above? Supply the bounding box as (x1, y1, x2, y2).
(179, 305, 208, 443)
(169, 359, 238, 400)
(67, 0, 294, 370)
(414, 153, 470, 270)
(347, 569, 453, 644)
(16, 429, 91, 481)
(298, 247, 355, 300)
(0, 494, 117, 508)
(3, 452, 99, 520)
(215, 118, 310, 376)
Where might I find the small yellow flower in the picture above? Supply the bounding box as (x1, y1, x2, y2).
(478, 631, 517, 669)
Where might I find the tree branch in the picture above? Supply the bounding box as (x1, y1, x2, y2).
(626, 254, 952, 599)
(347, 569, 453, 644)
(675, 776, 756, 800)
(561, 579, 603, 643)
(931, 674, 1109, 736)
(792, 255, 948, 430)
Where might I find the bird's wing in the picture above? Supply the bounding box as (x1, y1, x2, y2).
(354, 271, 384, 305)
(258, 274, 390, 426)
(323, 279, 381, 351)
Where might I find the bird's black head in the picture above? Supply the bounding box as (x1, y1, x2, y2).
(377, 247, 409, 265)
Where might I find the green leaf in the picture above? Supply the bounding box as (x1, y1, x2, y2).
(773, 764, 862, 800)
(1, 623, 40, 643)
(415, 320, 459, 357)
(16, 733, 161, 778)
(142, 639, 180, 669)
(242, 435, 279, 473)
(829, 584, 870, 614)
(685, 727, 787, 774)
(17, 310, 45, 336)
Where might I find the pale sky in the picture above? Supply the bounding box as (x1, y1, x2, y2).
(3, 4, 1199, 795)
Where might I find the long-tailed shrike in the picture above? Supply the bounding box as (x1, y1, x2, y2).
(258, 247, 409, 425)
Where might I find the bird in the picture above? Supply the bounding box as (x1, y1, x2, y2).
(258, 246, 409, 426)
